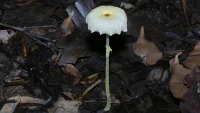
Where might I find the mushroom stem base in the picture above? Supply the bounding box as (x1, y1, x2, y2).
(104, 34, 112, 111)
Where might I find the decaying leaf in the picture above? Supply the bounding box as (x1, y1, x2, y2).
(0, 29, 16, 44)
(55, 28, 92, 64)
(180, 67, 200, 113)
(132, 26, 162, 65)
(47, 96, 81, 113)
(66, 5, 88, 34)
(75, 0, 95, 17)
(60, 11, 75, 37)
(63, 64, 82, 85)
(63, 64, 81, 77)
(0, 96, 47, 113)
(182, 41, 200, 69)
(169, 52, 192, 98)
(0, 96, 20, 113)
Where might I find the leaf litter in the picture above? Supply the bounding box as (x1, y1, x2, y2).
(0, 0, 200, 113)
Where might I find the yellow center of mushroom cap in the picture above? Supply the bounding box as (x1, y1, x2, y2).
(103, 12, 111, 17)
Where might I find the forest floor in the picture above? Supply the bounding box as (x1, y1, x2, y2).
(0, 0, 200, 113)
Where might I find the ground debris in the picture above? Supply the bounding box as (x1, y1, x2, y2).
(0, 0, 199, 113)
(0, 29, 16, 44)
(47, 96, 81, 113)
(0, 96, 48, 113)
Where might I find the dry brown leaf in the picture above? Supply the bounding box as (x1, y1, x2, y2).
(182, 41, 200, 69)
(63, 64, 81, 78)
(169, 52, 192, 98)
(63, 64, 82, 85)
(133, 26, 162, 65)
(0, 29, 16, 44)
(60, 11, 75, 37)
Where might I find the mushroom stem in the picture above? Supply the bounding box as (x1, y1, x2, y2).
(104, 34, 112, 111)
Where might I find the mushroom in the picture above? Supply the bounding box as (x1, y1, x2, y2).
(86, 5, 127, 111)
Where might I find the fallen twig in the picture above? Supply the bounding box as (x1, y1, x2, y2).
(78, 79, 102, 100)
(0, 23, 56, 43)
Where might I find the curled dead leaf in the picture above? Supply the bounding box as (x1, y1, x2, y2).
(182, 41, 200, 69)
(169, 52, 192, 98)
(133, 26, 162, 65)
(60, 11, 75, 37)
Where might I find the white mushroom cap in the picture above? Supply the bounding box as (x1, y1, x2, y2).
(86, 6, 127, 36)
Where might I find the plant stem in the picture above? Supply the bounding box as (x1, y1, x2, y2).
(104, 34, 112, 111)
